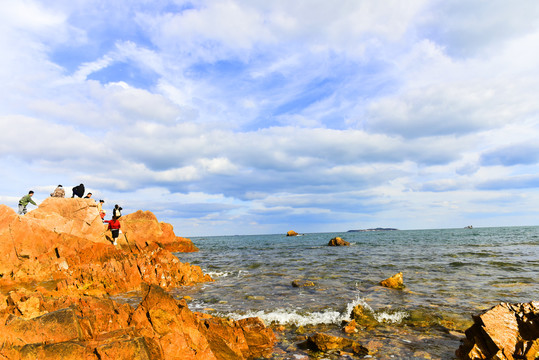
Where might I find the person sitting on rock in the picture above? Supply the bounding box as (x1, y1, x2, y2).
(71, 184, 85, 198)
(104, 217, 121, 245)
(50, 185, 65, 198)
(84, 192, 93, 199)
(18, 190, 38, 215)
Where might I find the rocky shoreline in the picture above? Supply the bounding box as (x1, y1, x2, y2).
(0, 198, 274, 359)
(0, 198, 537, 359)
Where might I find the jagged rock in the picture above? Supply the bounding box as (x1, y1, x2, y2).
(328, 237, 350, 246)
(4, 308, 84, 346)
(380, 272, 404, 289)
(0, 284, 276, 360)
(0, 199, 210, 294)
(20, 341, 96, 360)
(120, 210, 199, 252)
(286, 230, 299, 236)
(0, 199, 277, 359)
(350, 303, 378, 328)
(456, 301, 539, 360)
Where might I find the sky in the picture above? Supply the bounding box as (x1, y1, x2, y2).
(1, 0, 539, 236)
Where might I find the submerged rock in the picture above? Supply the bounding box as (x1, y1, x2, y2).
(291, 279, 315, 288)
(380, 272, 404, 289)
(456, 301, 539, 360)
(299, 332, 368, 356)
(328, 237, 350, 246)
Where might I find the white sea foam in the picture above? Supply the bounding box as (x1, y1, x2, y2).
(220, 296, 371, 327)
(374, 310, 408, 324)
(204, 271, 231, 278)
(204, 269, 248, 278)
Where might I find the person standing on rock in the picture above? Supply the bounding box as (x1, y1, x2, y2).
(50, 185, 65, 198)
(104, 217, 121, 245)
(97, 200, 106, 221)
(113, 204, 122, 219)
(71, 184, 85, 198)
(18, 191, 38, 215)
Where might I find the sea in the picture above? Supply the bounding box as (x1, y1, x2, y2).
(171, 226, 539, 359)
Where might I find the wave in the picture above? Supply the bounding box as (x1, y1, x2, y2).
(203, 269, 250, 278)
(218, 297, 408, 327)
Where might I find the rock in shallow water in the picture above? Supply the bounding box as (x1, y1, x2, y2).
(299, 332, 369, 356)
(327, 237, 350, 246)
(380, 272, 404, 289)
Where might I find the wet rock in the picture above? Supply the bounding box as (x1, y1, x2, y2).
(291, 279, 315, 287)
(300, 332, 368, 356)
(328, 237, 350, 246)
(380, 272, 404, 289)
(456, 301, 539, 360)
(286, 230, 299, 236)
(350, 303, 378, 328)
(342, 319, 358, 334)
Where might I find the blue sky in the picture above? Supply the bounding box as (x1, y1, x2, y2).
(2, 0, 539, 236)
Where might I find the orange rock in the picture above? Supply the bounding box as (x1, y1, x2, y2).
(328, 237, 350, 246)
(380, 272, 404, 289)
(342, 319, 358, 334)
(0, 285, 276, 360)
(0, 199, 211, 294)
(0, 198, 275, 359)
(286, 230, 298, 236)
(4, 308, 84, 346)
(119, 210, 199, 252)
(456, 302, 539, 360)
(302, 333, 368, 356)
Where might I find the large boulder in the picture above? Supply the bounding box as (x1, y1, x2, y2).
(456, 301, 539, 360)
(120, 210, 199, 252)
(0, 199, 108, 278)
(286, 230, 298, 236)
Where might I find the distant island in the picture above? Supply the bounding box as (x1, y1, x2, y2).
(348, 228, 398, 232)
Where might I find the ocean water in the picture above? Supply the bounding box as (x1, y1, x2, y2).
(173, 227, 539, 359)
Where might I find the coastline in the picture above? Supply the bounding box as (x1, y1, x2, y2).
(0, 198, 275, 359)
(0, 199, 537, 359)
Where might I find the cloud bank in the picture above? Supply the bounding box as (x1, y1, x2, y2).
(2, 0, 539, 235)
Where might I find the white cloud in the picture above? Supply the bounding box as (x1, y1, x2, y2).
(1, 0, 539, 235)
